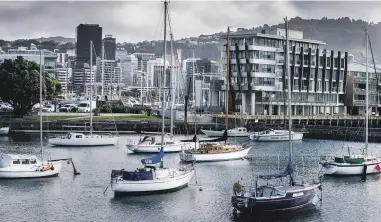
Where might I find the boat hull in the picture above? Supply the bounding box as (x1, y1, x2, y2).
(111, 170, 194, 195)
(320, 161, 381, 176)
(232, 186, 318, 213)
(0, 127, 9, 135)
(201, 129, 250, 137)
(180, 147, 251, 162)
(251, 133, 304, 142)
(127, 142, 197, 153)
(0, 161, 62, 179)
(49, 136, 118, 146)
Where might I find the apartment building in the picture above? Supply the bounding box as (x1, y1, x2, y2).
(221, 28, 348, 115)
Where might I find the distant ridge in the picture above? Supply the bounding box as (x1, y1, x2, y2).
(35, 36, 75, 43)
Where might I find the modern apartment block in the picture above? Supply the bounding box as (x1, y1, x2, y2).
(221, 28, 348, 115)
(134, 52, 155, 73)
(120, 54, 138, 86)
(345, 56, 381, 115)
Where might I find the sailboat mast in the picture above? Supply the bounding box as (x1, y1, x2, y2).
(170, 33, 174, 136)
(284, 18, 293, 160)
(365, 29, 369, 152)
(161, 1, 168, 145)
(192, 50, 197, 135)
(101, 40, 105, 97)
(225, 27, 230, 130)
(90, 40, 93, 136)
(39, 50, 43, 163)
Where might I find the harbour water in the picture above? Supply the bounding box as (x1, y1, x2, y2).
(1, 135, 381, 222)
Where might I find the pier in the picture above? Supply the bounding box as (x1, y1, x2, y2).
(2, 114, 381, 142)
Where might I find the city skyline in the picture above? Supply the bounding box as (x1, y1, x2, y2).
(1, 1, 381, 42)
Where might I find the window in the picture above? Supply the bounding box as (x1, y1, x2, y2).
(76, 135, 82, 138)
(30, 159, 37, 164)
(334, 58, 338, 68)
(310, 69, 315, 78)
(319, 56, 324, 66)
(21, 159, 30, 164)
(327, 58, 331, 67)
(341, 58, 345, 68)
(13, 159, 20, 164)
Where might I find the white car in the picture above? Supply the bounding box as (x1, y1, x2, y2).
(42, 104, 55, 112)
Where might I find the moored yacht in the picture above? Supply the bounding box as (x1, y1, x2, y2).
(126, 134, 196, 153)
(111, 147, 194, 195)
(0, 154, 62, 178)
(319, 30, 381, 176)
(250, 129, 304, 141)
(49, 132, 118, 147)
(0, 126, 9, 135)
(201, 127, 250, 137)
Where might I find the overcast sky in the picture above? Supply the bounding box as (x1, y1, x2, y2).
(1, 1, 381, 43)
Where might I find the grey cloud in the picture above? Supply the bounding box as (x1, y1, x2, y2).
(0, 1, 381, 42)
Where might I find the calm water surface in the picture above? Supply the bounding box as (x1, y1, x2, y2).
(1, 134, 381, 222)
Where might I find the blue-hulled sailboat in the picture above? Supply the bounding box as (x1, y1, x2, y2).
(231, 18, 322, 214)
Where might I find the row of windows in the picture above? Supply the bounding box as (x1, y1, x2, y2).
(230, 37, 320, 49)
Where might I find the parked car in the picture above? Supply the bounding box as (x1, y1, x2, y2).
(59, 104, 77, 112)
(42, 104, 55, 112)
(0, 102, 14, 112)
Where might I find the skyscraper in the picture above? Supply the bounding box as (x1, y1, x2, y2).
(103, 34, 116, 60)
(75, 24, 102, 67)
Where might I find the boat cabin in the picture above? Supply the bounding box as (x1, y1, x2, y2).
(0, 154, 39, 168)
(229, 127, 247, 133)
(111, 167, 155, 181)
(139, 136, 176, 146)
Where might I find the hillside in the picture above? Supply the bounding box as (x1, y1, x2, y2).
(1, 17, 380, 62)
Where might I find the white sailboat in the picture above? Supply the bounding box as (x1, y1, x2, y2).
(0, 51, 79, 178)
(250, 129, 304, 141)
(49, 41, 118, 147)
(320, 30, 381, 176)
(0, 126, 9, 135)
(180, 27, 252, 163)
(111, 1, 194, 195)
(126, 9, 192, 154)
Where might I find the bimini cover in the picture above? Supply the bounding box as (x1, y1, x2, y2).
(0, 154, 13, 168)
(141, 147, 164, 165)
(259, 160, 294, 180)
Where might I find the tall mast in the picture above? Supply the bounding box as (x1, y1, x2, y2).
(39, 50, 43, 163)
(225, 27, 230, 130)
(365, 29, 369, 152)
(90, 40, 93, 136)
(101, 40, 105, 97)
(284, 18, 292, 160)
(192, 50, 197, 135)
(161, 0, 168, 146)
(192, 50, 195, 110)
(170, 33, 174, 136)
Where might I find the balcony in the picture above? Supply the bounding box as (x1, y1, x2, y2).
(275, 71, 283, 77)
(241, 72, 248, 77)
(231, 72, 238, 77)
(331, 87, 338, 92)
(230, 59, 237, 64)
(250, 71, 276, 78)
(241, 84, 249, 91)
(230, 45, 236, 51)
(276, 59, 284, 64)
(248, 58, 255, 63)
(239, 58, 246, 64)
(248, 45, 255, 50)
(231, 83, 239, 91)
(250, 83, 275, 91)
(238, 45, 245, 50)
(353, 100, 366, 106)
(303, 60, 309, 66)
(311, 61, 316, 66)
(276, 47, 284, 52)
(301, 86, 308, 91)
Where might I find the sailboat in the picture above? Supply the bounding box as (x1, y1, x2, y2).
(319, 30, 381, 176)
(231, 18, 322, 213)
(179, 27, 252, 163)
(49, 41, 118, 147)
(0, 51, 79, 178)
(126, 6, 194, 154)
(111, 1, 194, 195)
(0, 126, 10, 135)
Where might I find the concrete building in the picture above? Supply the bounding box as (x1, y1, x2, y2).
(97, 59, 122, 95)
(134, 52, 155, 73)
(103, 34, 116, 60)
(221, 28, 348, 116)
(345, 55, 381, 115)
(56, 65, 72, 93)
(75, 24, 102, 66)
(120, 54, 138, 86)
(0, 44, 58, 78)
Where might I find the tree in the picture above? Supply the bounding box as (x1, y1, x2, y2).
(0, 56, 62, 115)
